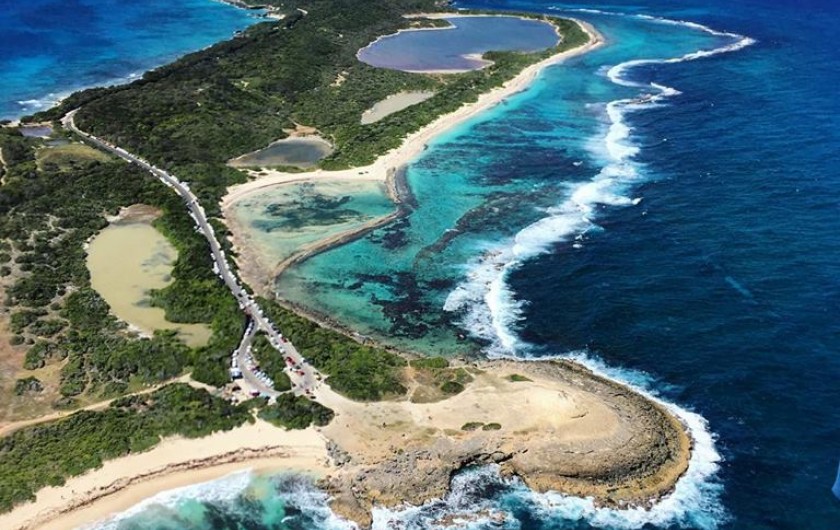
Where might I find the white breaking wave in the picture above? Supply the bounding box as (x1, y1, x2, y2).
(270, 473, 359, 530)
(444, 10, 755, 357)
(84, 470, 357, 530)
(518, 350, 727, 529)
(13, 71, 144, 117)
(83, 469, 254, 530)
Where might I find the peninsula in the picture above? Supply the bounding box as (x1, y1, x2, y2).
(0, 1, 696, 529)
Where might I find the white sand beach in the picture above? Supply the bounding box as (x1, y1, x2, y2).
(0, 420, 330, 530)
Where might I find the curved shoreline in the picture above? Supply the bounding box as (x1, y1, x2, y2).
(221, 18, 604, 297)
(0, 421, 331, 530)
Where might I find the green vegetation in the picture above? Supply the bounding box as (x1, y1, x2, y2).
(36, 143, 109, 172)
(13, 377, 43, 395)
(459, 421, 501, 431)
(6, 0, 588, 403)
(409, 357, 450, 370)
(440, 380, 465, 394)
(0, 384, 253, 513)
(408, 357, 474, 401)
(250, 332, 292, 392)
(258, 393, 334, 429)
(0, 0, 592, 512)
(258, 297, 406, 400)
(0, 127, 245, 401)
(507, 373, 532, 382)
(31, 1, 587, 178)
(24, 340, 65, 370)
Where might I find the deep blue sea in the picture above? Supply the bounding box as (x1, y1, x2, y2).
(0, 0, 260, 120)
(3, 0, 838, 529)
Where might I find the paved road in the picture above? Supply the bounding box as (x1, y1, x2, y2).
(63, 110, 320, 399)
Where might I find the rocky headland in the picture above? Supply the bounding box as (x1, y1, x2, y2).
(312, 359, 691, 528)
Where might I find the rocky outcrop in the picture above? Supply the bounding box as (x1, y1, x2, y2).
(319, 360, 691, 528)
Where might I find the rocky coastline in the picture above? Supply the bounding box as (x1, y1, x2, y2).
(314, 359, 691, 528)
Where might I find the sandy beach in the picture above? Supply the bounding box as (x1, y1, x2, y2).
(222, 19, 603, 294)
(0, 420, 330, 530)
(224, 20, 602, 206)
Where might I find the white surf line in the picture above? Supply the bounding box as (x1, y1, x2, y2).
(445, 10, 755, 357)
(366, 350, 727, 530)
(83, 470, 254, 530)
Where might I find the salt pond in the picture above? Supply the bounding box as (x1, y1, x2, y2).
(86, 222, 211, 347)
(357, 16, 558, 73)
(229, 137, 333, 169)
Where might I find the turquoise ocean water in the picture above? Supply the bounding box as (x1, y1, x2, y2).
(3, 0, 837, 528)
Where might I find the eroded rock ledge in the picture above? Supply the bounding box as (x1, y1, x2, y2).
(313, 360, 691, 527)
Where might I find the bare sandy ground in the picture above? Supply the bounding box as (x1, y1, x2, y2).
(0, 357, 689, 530)
(317, 361, 620, 463)
(316, 359, 689, 526)
(360, 90, 436, 124)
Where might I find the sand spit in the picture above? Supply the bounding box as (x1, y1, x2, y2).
(1, 360, 690, 530)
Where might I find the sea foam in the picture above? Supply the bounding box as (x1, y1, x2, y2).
(85, 471, 357, 530)
(83, 470, 254, 530)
